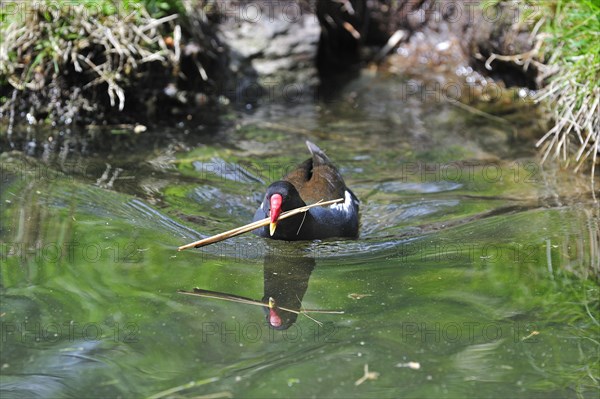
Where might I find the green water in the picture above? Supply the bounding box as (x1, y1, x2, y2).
(1, 75, 599, 398)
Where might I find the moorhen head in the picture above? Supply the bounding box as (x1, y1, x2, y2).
(253, 141, 359, 240)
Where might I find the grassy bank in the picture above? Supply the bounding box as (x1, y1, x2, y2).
(533, 0, 599, 182)
(0, 0, 215, 126)
(483, 0, 599, 183)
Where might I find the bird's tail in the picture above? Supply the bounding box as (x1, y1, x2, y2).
(305, 140, 331, 165)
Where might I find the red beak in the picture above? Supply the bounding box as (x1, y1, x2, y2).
(269, 194, 283, 236)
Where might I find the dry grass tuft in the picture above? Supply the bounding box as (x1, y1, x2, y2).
(483, 0, 599, 187)
(0, 2, 180, 122)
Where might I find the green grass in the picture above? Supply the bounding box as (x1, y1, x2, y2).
(482, 0, 599, 183)
(0, 0, 183, 119)
(0, 0, 183, 24)
(534, 0, 599, 181)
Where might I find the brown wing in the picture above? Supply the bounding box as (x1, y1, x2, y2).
(283, 150, 347, 204)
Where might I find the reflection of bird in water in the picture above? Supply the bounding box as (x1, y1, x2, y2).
(253, 141, 359, 240)
(180, 246, 342, 330)
(260, 250, 315, 330)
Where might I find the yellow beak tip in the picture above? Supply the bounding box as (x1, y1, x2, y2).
(269, 222, 277, 236)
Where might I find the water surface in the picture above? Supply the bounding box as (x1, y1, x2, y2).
(1, 74, 598, 398)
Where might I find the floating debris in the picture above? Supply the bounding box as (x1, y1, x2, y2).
(287, 378, 300, 387)
(348, 293, 372, 300)
(521, 331, 540, 341)
(396, 361, 421, 370)
(354, 364, 379, 386)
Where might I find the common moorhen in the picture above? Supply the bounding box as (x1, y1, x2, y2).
(253, 141, 359, 240)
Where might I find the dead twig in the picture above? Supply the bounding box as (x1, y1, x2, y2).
(178, 198, 343, 250)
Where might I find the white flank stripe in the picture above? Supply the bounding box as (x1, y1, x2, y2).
(330, 190, 354, 215)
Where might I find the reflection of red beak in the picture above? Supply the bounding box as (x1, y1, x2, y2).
(269, 194, 283, 236)
(268, 297, 282, 327)
(269, 308, 282, 327)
